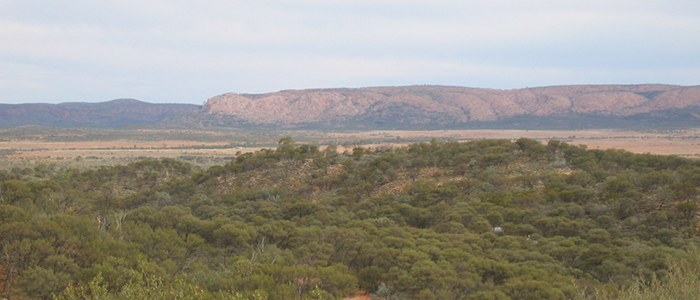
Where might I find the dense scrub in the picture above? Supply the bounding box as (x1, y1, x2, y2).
(1, 138, 699, 299)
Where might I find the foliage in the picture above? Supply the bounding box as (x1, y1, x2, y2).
(579, 247, 700, 300)
(1, 138, 699, 299)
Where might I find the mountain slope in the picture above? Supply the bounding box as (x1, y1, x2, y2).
(0, 99, 199, 127)
(189, 84, 700, 129)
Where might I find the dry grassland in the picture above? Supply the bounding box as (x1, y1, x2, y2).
(330, 129, 700, 158)
(2, 129, 700, 164)
(1, 140, 243, 159)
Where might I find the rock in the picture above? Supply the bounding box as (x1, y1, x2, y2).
(200, 84, 700, 127)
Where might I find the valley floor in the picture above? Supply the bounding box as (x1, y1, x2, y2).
(335, 128, 700, 157)
(2, 129, 700, 167)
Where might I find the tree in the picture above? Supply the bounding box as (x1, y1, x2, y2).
(19, 266, 71, 299)
(0, 180, 33, 207)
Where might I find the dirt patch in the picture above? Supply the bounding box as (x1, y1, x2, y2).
(344, 291, 372, 300)
(344, 296, 372, 300)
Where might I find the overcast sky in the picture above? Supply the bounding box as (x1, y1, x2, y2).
(1, 0, 699, 104)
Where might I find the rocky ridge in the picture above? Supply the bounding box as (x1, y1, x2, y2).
(2, 85, 699, 129)
(199, 84, 700, 128)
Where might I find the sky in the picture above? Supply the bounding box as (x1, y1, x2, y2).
(1, 0, 699, 104)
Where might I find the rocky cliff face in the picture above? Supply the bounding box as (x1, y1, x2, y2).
(199, 84, 700, 127)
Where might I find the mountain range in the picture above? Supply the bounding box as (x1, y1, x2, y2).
(0, 99, 198, 128)
(2, 84, 700, 129)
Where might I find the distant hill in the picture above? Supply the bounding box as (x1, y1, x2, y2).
(2, 85, 700, 129)
(0, 99, 199, 128)
(175, 84, 700, 129)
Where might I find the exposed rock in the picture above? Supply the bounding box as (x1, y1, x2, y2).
(199, 84, 700, 127)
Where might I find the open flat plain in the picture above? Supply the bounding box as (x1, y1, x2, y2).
(329, 129, 700, 157)
(2, 129, 700, 168)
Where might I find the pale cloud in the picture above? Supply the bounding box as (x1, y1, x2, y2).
(0, 0, 699, 104)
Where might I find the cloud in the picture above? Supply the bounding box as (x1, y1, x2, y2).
(0, 0, 699, 103)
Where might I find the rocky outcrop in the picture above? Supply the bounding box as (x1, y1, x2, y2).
(199, 84, 700, 127)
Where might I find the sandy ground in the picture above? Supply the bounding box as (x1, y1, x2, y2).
(2, 129, 700, 161)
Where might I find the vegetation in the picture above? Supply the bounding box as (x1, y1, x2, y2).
(1, 137, 700, 299)
(582, 248, 700, 300)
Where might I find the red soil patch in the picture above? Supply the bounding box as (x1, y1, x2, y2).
(344, 291, 372, 300)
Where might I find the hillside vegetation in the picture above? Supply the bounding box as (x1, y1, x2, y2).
(1, 138, 700, 299)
